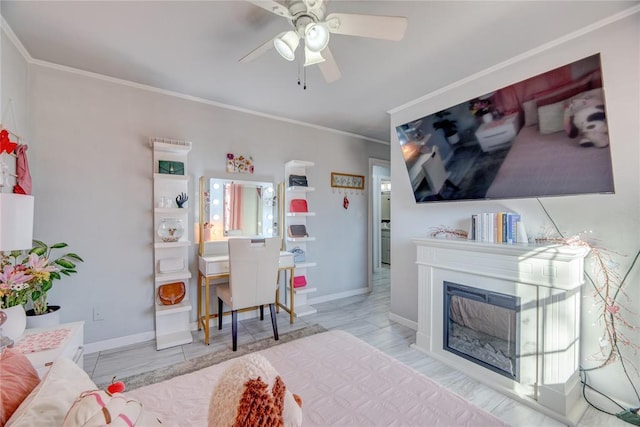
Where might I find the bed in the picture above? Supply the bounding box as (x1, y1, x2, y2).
(5, 330, 508, 426)
(485, 125, 614, 199)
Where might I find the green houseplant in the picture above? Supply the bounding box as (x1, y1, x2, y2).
(26, 240, 84, 315)
(1, 240, 84, 315)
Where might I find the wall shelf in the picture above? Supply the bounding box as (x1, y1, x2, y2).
(286, 212, 316, 217)
(153, 173, 189, 182)
(282, 160, 317, 318)
(154, 208, 189, 215)
(151, 138, 193, 350)
(155, 271, 192, 283)
(154, 241, 191, 249)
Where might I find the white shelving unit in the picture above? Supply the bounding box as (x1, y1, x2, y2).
(150, 138, 193, 350)
(282, 160, 317, 317)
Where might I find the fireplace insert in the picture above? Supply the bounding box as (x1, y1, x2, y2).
(443, 281, 520, 380)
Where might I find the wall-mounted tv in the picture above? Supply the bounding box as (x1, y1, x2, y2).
(396, 53, 614, 203)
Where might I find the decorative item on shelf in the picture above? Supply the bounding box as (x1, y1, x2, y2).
(226, 153, 254, 174)
(288, 224, 308, 238)
(289, 247, 305, 263)
(158, 257, 185, 274)
(429, 226, 468, 240)
(175, 192, 188, 208)
(288, 174, 308, 187)
(289, 199, 308, 213)
(157, 218, 184, 242)
(293, 275, 307, 288)
(157, 196, 172, 208)
(158, 160, 184, 175)
(157, 282, 186, 305)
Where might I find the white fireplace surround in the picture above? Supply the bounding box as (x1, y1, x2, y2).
(412, 237, 590, 426)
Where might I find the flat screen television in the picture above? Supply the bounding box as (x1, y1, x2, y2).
(396, 53, 614, 203)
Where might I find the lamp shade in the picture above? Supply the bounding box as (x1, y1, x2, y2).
(274, 31, 299, 61)
(304, 47, 325, 66)
(0, 193, 34, 251)
(304, 23, 329, 52)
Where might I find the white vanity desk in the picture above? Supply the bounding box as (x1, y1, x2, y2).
(197, 251, 295, 345)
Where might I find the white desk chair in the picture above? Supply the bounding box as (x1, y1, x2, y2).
(216, 237, 281, 351)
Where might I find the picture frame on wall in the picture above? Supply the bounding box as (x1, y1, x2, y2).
(331, 172, 365, 190)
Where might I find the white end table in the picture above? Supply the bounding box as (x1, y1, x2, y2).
(475, 113, 522, 152)
(15, 321, 84, 377)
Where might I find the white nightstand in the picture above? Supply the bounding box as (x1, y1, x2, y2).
(15, 321, 84, 377)
(475, 113, 522, 152)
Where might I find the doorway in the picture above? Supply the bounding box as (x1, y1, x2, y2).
(368, 158, 390, 290)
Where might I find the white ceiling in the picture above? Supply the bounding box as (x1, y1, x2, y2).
(2, 1, 637, 143)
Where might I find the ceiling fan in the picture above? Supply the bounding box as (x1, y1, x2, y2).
(240, 0, 408, 83)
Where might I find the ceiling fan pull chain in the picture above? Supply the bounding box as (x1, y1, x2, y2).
(304, 66, 307, 90)
(297, 60, 301, 87)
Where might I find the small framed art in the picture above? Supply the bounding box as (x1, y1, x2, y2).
(330, 172, 365, 190)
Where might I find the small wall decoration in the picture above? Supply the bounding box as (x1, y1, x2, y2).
(330, 172, 365, 190)
(226, 153, 254, 174)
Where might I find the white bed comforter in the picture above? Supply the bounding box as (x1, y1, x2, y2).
(128, 330, 508, 426)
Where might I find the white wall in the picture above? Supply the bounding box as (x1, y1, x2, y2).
(389, 11, 640, 406)
(1, 25, 28, 181)
(1, 41, 389, 345)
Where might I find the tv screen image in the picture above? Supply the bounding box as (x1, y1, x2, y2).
(396, 53, 614, 203)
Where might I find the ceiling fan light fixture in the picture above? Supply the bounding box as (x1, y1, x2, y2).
(304, 46, 325, 66)
(304, 22, 330, 52)
(274, 31, 299, 61)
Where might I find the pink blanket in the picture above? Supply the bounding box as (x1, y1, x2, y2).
(128, 330, 508, 426)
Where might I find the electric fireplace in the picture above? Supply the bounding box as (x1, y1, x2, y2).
(443, 281, 520, 380)
(412, 238, 589, 425)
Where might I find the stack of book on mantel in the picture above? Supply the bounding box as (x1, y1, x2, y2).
(469, 212, 528, 244)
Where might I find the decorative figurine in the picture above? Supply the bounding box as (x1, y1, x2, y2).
(176, 192, 188, 208)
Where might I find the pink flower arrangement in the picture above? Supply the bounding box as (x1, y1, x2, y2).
(0, 240, 83, 314)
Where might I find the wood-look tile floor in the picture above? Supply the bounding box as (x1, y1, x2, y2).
(84, 267, 627, 426)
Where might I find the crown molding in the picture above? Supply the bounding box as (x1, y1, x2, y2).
(388, 4, 640, 115)
(1, 16, 387, 145)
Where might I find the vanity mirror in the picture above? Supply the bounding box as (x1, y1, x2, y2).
(198, 176, 278, 252)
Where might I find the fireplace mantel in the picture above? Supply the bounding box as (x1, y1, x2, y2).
(412, 237, 590, 426)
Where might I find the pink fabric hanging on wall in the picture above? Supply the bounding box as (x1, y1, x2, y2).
(13, 144, 32, 195)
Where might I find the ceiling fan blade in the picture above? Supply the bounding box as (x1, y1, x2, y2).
(303, 0, 324, 13)
(246, 0, 292, 19)
(325, 13, 408, 41)
(317, 46, 341, 83)
(239, 37, 275, 63)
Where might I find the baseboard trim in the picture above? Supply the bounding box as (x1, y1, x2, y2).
(388, 312, 417, 330)
(85, 331, 155, 354)
(308, 287, 369, 305)
(84, 298, 413, 354)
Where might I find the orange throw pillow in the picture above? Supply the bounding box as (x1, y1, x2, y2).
(0, 347, 40, 425)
